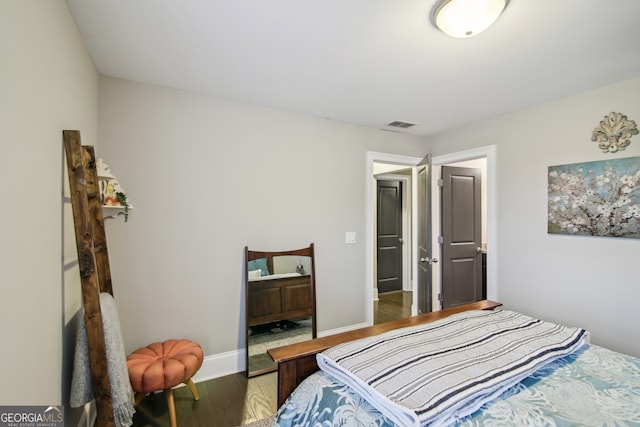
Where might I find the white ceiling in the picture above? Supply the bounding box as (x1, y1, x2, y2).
(65, 0, 640, 136)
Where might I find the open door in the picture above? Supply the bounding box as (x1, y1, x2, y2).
(416, 154, 435, 314)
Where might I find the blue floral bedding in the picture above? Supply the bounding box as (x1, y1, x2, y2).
(274, 345, 640, 426)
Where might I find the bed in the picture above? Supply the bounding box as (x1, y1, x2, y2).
(269, 301, 640, 426)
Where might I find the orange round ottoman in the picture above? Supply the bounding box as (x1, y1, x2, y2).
(127, 339, 204, 427)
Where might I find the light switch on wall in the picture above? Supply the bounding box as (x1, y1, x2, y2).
(345, 231, 356, 244)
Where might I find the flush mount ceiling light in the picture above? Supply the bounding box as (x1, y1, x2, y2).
(432, 0, 508, 38)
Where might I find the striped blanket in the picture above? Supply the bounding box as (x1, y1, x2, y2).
(316, 309, 586, 427)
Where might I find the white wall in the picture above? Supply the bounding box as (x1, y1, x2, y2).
(0, 0, 98, 407)
(429, 76, 640, 357)
(96, 76, 427, 373)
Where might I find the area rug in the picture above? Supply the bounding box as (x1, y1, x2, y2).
(248, 318, 312, 356)
(240, 415, 275, 427)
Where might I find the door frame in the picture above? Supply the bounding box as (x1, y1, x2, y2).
(365, 145, 497, 326)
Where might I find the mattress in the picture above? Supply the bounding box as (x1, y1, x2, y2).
(274, 344, 640, 426)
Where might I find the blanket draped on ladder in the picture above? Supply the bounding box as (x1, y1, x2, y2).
(70, 292, 136, 427)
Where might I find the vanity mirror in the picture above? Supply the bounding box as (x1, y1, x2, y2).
(244, 244, 317, 377)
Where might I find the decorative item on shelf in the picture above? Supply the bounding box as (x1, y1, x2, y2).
(97, 158, 133, 221)
(591, 112, 638, 153)
(115, 192, 130, 222)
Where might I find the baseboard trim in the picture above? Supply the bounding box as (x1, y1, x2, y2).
(192, 349, 245, 383)
(318, 322, 368, 337)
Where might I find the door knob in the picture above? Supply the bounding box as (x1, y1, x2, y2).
(420, 257, 438, 263)
(476, 247, 483, 253)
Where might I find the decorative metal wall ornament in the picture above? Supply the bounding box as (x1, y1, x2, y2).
(591, 111, 638, 153)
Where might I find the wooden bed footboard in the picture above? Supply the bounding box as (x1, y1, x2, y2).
(268, 300, 502, 407)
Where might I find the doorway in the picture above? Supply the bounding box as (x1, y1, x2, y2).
(373, 170, 413, 324)
(365, 146, 497, 325)
(376, 179, 404, 294)
(374, 169, 412, 297)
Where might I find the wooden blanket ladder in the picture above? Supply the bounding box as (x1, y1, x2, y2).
(64, 129, 117, 427)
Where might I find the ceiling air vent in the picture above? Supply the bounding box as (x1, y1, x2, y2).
(386, 120, 416, 129)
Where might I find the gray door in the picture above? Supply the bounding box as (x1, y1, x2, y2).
(417, 154, 434, 314)
(376, 180, 403, 293)
(441, 166, 482, 308)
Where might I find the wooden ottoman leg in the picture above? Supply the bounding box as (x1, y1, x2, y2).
(133, 392, 146, 406)
(185, 378, 200, 401)
(165, 388, 177, 427)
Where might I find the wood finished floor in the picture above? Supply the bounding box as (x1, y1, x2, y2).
(131, 291, 411, 427)
(374, 290, 413, 324)
(131, 371, 277, 427)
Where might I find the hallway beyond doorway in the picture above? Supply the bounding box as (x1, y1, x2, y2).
(374, 291, 412, 324)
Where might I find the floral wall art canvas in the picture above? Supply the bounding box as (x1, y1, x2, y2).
(548, 156, 640, 238)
